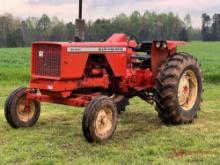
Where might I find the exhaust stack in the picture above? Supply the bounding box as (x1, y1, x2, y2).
(75, 0, 85, 41)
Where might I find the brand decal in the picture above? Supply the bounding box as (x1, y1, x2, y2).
(47, 85, 53, 90)
(38, 51, 44, 57)
(67, 47, 126, 53)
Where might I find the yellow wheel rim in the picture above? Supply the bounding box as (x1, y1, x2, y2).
(16, 96, 35, 122)
(178, 70, 198, 111)
(95, 106, 113, 137)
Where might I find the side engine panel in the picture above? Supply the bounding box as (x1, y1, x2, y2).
(63, 45, 128, 78)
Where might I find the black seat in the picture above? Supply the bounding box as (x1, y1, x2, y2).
(132, 41, 152, 54)
(131, 53, 150, 61)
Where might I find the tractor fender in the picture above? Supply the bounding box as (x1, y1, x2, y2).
(167, 41, 186, 51)
(151, 41, 186, 80)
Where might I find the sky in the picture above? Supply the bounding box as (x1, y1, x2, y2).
(0, 0, 220, 28)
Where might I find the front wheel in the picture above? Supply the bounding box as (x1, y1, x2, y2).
(4, 87, 41, 128)
(82, 96, 118, 143)
(155, 53, 203, 124)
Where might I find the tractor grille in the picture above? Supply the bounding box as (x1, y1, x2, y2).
(34, 45, 61, 77)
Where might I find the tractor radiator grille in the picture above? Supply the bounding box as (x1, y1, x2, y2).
(34, 45, 61, 77)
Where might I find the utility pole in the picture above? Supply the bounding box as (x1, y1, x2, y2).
(75, 0, 85, 41)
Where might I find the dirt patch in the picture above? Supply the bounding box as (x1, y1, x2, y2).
(169, 148, 215, 159)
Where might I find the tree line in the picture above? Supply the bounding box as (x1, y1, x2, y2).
(202, 13, 220, 41)
(0, 13, 75, 47)
(0, 11, 219, 47)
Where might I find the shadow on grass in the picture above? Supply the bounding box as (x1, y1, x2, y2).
(34, 109, 163, 143)
(115, 111, 163, 140)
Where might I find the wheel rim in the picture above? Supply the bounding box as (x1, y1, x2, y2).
(16, 96, 35, 122)
(95, 106, 113, 137)
(178, 70, 198, 111)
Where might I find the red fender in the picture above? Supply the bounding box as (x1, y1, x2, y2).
(151, 41, 186, 81)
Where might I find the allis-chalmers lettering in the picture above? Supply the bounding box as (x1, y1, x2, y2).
(67, 47, 126, 53)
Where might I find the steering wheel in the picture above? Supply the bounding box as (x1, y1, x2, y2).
(125, 32, 140, 47)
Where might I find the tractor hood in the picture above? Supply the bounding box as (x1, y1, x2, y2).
(32, 33, 132, 54)
(31, 33, 132, 81)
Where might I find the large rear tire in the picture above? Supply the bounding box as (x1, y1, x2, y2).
(4, 87, 41, 128)
(82, 96, 118, 143)
(155, 53, 203, 124)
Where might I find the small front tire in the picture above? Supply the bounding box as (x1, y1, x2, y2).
(4, 87, 41, 128)
(82, 96, 118, 143)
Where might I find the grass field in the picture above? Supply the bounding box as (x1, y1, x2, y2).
(0, 42, 220, 165)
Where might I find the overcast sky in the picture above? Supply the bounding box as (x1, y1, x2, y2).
(0, 0, 220, 28)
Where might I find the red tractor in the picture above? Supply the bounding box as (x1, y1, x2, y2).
(4, 33, 203, 142)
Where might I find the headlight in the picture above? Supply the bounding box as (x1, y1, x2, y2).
(156, 42, 161, 48)
(162, 42, 167, 49)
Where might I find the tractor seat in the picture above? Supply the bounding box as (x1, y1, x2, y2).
(132, 41, 152, 54)
(131, 53, 151, 61)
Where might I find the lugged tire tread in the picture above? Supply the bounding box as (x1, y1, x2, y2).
(155, 53, 203, 124)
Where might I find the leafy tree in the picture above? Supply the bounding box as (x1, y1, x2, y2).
(179, 27, 188, 41)
(36, 14, 51, 41)
(66, 22, 75, 41)
(211, 14, 220, 40)
(49, 22, 66, 41)
(7, 28, 24, 47)
(88, 19, 113, 41)
(184, 14, 192, 29)
(201, 13, 211, 41)
(37, 14, 51, 31)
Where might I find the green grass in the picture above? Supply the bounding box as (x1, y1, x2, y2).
(0, 42, 220, 164)
(179, 41, 220, 83)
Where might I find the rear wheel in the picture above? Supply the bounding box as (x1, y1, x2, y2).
(82, 96, 118, 143)
(155, 53, 203, 124)
(4, 87, 41, 128)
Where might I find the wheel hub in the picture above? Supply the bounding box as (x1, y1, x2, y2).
(178, 70, 198, 111)
(17, 96, 35, 122)
(95, 107, 113, 136)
